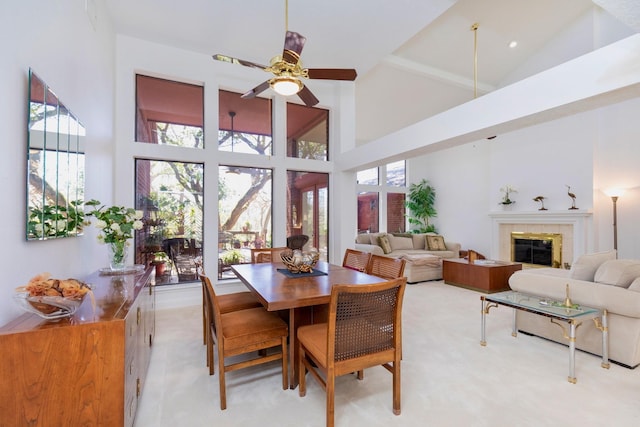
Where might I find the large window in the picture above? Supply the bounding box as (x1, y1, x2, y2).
(356, 161, 407, 234)
(218, 166, 273, 279)
(135, 159, 204, 285)
(135, 75, 204, 148)
(219, 90, 272, 155)
(287, 103, 329, 160)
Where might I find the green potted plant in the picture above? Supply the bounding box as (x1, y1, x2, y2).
(151, 251, 171, 276)
(220, 249, 244, 266)
(405, 178, 438, 233)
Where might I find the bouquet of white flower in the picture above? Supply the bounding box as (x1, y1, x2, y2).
(84, 199, 144, 269)
(499, 185, 517, 205)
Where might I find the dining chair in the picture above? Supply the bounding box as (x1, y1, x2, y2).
(297, 277, 407, 427)
(366, 254, 406, 279)
(195, 258, 260, 357)
(286, 234, 309, 250)
(342, 248, 372, 272)
(250, 247, 289, 263)
(200, 274, 289, 410)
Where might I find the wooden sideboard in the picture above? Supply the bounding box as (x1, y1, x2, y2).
(0, 267, 155, 427)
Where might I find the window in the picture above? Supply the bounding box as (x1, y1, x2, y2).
(218, 166, 273, 279)
(135, 75, 204, 148)
(357, 192, 379, 233)
(387, 193, 406, 232)
(287, 171, 329, 260)
(357, 167, 378, 185)
(386, 161, 406, 187)
(135, 159, 204, 285)
(287, 103, 329, 160)
(218, 90, 272, 155)
(356, 161, 407, 234)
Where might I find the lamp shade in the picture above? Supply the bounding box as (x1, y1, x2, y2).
(270, 77, 302, 96)
(604, 188, 626, 198)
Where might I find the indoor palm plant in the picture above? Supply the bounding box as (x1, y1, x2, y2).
(406, 179, 438, 233)
(84, 199, 144, 270)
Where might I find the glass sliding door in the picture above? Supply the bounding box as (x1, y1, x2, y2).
(287, 171, 328, 261)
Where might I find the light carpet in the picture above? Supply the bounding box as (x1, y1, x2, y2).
(134, 280, 640, 427)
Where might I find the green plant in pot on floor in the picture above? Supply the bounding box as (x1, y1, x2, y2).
(406, 179, 438, 233)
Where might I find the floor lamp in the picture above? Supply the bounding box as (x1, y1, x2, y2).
(605, 189, 625, 254)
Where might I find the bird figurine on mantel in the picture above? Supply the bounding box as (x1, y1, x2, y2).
(565, 184, 578, 210)
(566, 185, 578, 210)
(533, 196, 547, 211)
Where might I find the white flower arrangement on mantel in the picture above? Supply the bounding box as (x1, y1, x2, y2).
(499, 185, 517, 206)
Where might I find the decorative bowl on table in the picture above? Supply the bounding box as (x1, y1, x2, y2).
(280, 249, 320, 273)
(14, 273, 92, 319)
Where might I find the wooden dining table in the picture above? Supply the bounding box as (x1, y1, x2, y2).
(231, 261, 386, 388)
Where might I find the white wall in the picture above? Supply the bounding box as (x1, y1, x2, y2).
(0, 0, 115, 325)
(409, 97, 640, 261)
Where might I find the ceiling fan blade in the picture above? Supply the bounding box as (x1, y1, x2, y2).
(241, 81, 271, 99)
(212, 54, 268, 71)
(297, 84, 319, 107)
(307, 68, 358, 81)
(282, 31, 306, 64)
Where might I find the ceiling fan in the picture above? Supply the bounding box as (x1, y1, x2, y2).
(212, 0, 357, 107)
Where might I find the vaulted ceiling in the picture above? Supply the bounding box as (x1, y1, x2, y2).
(104, 0, 639, 145)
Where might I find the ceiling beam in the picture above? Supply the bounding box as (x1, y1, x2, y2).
(338, 34, 640, 172)
(383, 54, 496, 94)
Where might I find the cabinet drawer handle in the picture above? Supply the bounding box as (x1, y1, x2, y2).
(137, 307, 141, 325)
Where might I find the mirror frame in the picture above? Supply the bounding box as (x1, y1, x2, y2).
(26, 69, 86, 240)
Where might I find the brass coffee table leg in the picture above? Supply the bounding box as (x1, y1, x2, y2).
(568, 320, 577, 384)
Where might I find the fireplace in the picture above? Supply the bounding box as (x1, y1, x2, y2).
(511, 232, 562, 268)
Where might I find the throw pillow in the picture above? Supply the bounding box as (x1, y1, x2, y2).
(569, 250, 617, 281)
(628, 277, 640, 292)
(378, 234, 392, 254)
(389, 235, 414, 251)
(426, 235, 447, 251)
(594, 260, 640, 288)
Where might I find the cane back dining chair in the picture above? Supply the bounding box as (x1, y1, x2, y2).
(200, 274, 289, 410)
(366, 254, 406, 279)
(342, 248, 372, 272)
(195, 258, 260, 362)
(250, 247, 289, 263)
(297, 277, 407, 427)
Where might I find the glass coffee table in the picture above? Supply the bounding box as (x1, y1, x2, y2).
(480, 290, 609, 383)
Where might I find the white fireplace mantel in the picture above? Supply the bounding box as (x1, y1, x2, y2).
(489, 210, 593, 263)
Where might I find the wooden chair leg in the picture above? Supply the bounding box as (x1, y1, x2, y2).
(357, 370, 364, 380)
(393, 361, 401, 415)
(326, 374, 335, 427)
(281, 336, 288, 390)
(217, 343, 226, 410)
(298, 344, 306, 397)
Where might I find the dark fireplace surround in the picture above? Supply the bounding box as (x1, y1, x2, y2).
(511, 232, 562, 268)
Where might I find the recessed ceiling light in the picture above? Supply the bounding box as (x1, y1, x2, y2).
(509, 40, 518, 48)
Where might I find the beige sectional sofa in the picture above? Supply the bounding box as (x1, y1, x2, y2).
(508, 251, 640, 368)
(355, 232, 460, 283)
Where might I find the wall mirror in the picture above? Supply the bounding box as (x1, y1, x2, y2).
(27, 69, 86, 240)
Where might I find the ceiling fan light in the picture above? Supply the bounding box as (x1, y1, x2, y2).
(270, 77, 302, 96)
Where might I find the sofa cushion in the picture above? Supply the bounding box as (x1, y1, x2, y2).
(368, 232, 385, 245)
(569, 250, 617, 281)
(389, 235, 414, 251)
(628, 277, 640, 292)
(426, 235, 447, 251)
(594, 259, 640, 288)
(377, 234, 392, 254)
(412, 234, 426, 250)
(355, 234, 371, 245)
